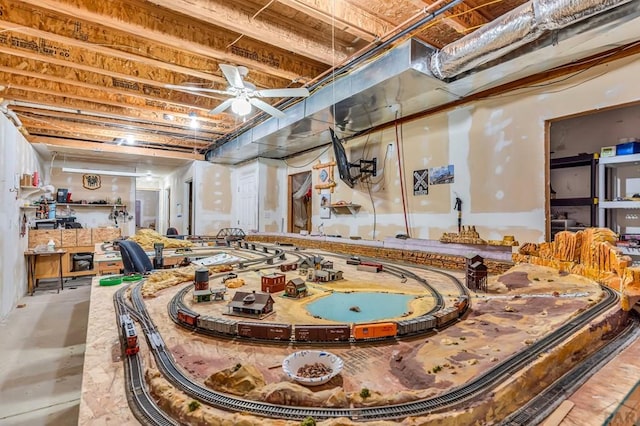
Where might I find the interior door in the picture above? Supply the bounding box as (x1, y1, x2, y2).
(237, 173, 257, 232)
(289, 171, 312, 233)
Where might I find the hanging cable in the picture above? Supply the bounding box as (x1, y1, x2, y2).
(394, 116, 410, 237)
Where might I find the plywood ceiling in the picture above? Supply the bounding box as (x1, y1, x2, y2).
(0, 0, 527, 162)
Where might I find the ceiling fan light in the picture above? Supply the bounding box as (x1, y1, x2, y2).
(231, 97, 251, 116)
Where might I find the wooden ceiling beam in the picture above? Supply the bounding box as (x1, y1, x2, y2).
(271, 0, 394, 43)
(0, 1, 293, 89)
(0, 31, 229, 107)
(13, 108, 222, 139)
(413, 0, 489, 34)
(15, 0, 328, 81)
(31, 136, 203, 159)
(21, 118, 209, 150)
(0, 66, 231, 131)
(135, 0, 350, 65)
(2, 87, 233, 133)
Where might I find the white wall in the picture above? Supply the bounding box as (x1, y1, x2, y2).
(0, 114, 44, 319)
(278, 54, 640, 244)
(166, 162, 195, 235)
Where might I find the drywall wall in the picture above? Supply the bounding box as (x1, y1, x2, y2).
(289, 54, 640, 244)
(193, 161, 232, 235)
(47, 166, 136, 236)
(259, 158, 288, 233)
(0, 114, 43, 319)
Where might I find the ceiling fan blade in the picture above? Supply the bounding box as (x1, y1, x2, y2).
(219, 64, 246, 89)
(165, 84, 231, 95)
(249, 98, 287, 119)
(209, 98, 235, 115)
(254, 87, 310, 98)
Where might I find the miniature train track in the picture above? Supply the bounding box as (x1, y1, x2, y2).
(168, 245, 463, 343)
(113, 284, 178, 426)
(116, 240, 623, 423)
(500, 313, 640, 426)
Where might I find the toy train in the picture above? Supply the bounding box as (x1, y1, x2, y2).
(120, 313, 140, 356)
(176, 295, 468, 342)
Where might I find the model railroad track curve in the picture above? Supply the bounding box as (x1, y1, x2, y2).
(114, 285, 178, 426)
(500, 313, 640, 426)
(169, 249, 466, 343)
(128, 278, 619, 422)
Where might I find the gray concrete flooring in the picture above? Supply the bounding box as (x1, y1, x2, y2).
(0, 277, 92, 426)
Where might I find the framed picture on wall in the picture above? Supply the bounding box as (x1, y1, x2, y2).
(82, 174, 101, 190)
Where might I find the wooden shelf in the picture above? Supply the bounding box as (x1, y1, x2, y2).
(329, 204, 361, 214)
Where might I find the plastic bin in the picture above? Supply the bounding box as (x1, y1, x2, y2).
(616, 141, 640, 156)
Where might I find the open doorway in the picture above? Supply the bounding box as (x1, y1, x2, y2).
(288, 171, 312, 234)
(135, 189, 160, 231)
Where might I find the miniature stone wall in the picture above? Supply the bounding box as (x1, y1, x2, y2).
(246, 235, 513, 275)
(513, 228, 640, 310)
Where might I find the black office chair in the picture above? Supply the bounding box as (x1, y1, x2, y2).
(166, 227, 184, 240)
(118, 240, 154, 274)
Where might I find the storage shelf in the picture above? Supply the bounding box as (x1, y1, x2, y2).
(550, 153, 599, 169)
(549, 153, 598, 238)
(599, 153, 640, 166)
(599, 201, 640, 209)
(329, 204, 361, 214)
(550, 197, 597, 207)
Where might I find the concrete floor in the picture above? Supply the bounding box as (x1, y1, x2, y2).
(0, 277, 92, 426)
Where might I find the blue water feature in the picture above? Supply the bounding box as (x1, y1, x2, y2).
(306, 292, 414, 323)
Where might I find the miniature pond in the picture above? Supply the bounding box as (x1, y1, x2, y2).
(306, 292, 414, 323)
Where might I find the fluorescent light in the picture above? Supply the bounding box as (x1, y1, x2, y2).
(62, 167, 151, 177)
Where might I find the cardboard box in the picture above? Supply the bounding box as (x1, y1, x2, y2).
(600, 146, 616, 157)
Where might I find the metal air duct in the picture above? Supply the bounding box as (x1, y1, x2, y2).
(430, 0, 632, 79)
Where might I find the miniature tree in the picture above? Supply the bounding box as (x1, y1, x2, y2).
(300, 416, 316, 426)
(360, 388, 371, 399)
(188, 400, 200, 412)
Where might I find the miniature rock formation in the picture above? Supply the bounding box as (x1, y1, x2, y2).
(225, 278, 245, 288)
(204, 364, 266, 396)
(129, 228, 193, 250)
(513, 228, 640, 310)
(246, 381, 349, 408)
(349, 305, 361, 312)
(440, 225, 487, 245)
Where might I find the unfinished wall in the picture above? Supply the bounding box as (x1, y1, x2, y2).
(193, 161, 232, 235)
(290, 54, 640, 244)
(47, 165, 136, 236)
(0, 114, 43, 318)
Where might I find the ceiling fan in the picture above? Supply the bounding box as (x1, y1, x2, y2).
(166, 64, 309, 119)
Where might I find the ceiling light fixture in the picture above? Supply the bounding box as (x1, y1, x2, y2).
(126, 134, 135, 145)
(62, 167, 152, 178)
(231, 97, 252, 116)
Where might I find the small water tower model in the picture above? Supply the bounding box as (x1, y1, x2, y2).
(193, 267, 213, 302)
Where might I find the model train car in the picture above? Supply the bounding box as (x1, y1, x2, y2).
(280, 262, 298, 272)
(177, 308, 200, 326)
(120, 314, 140, 356)
(237, 322, 292, 340)
(175, 294, 470, 342)
(294, 324, 351, 342)
(198, 315, 238, 336)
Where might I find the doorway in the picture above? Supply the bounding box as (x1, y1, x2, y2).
(288, 171, 312, 234)
(135, 189, 160, 231)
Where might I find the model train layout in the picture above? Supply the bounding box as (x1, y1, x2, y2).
(111, 238, 633, 426)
